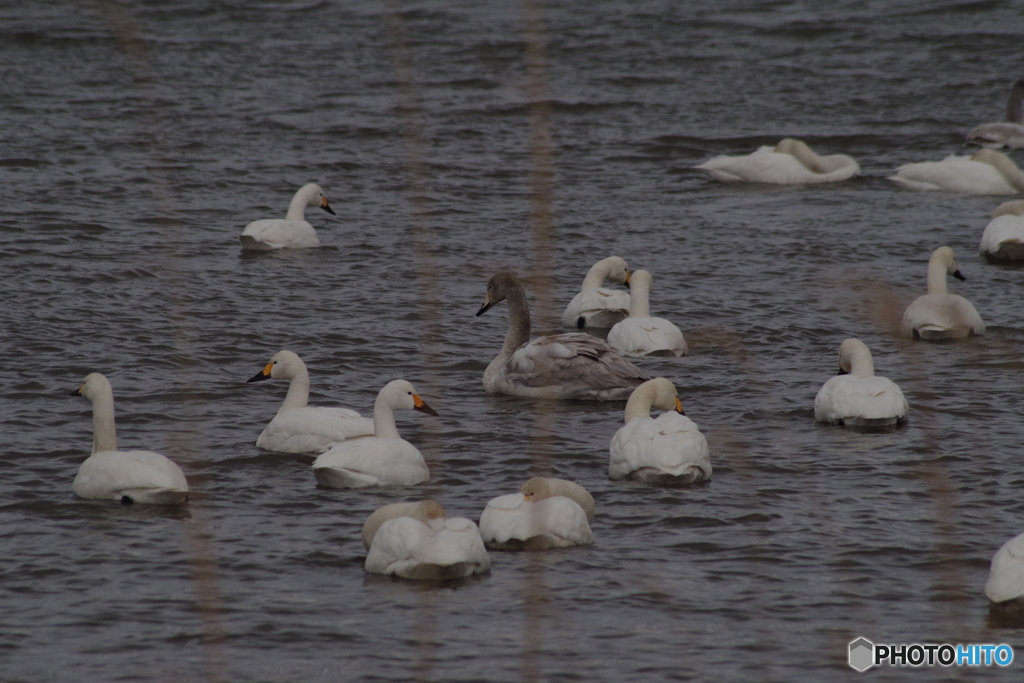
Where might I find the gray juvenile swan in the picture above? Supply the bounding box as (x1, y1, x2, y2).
(966, 78, 1024, 150)
(561, 256, 632, 329)
(900, 246, 985, 339)
(239, 183, 336, 250)
(693, 138, 860, 184)
(478, 477, 595, 550)
(813, 339, 908, 427)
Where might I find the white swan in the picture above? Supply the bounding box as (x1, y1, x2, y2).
(362, 500, 491, 581)
(311, 380, 436, 488)
(239, 183, 335, 250)
(985, 531, 1024, 605)
(966, 78, 1024, 150)
(476, 272, 650, 401)
(900, 246, 986, 339)
(246, 350, 373, 453)
(814, 339, 908, 427)
(71, 373, 188, 505)
(479, 477, 595, 550)
(888, 148, 1024, 195)
(609, 377, 711, 485)
(980, 200, 1024, 261)
(693, 138, 860, 184)
(606, 269, 687, 357)
(561, 256, 632, 329)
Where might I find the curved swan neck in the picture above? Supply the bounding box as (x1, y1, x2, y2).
(627, 270, 651, 318)
(89, 384, 118, 453)
(974, 148, 1024, 191)
(1006, 79, 1024, 123)
(372, 394, 401, 439)
(285, 186, 314, 220)
(502, 284, 532, 354)
(582, 258, 617, 288)
(776, 138, 825, 173)
(926, 255, 950, 296)
(843, 341, 875, 377)
(623, 386, 655, 423)
(278, 366, 310, 415)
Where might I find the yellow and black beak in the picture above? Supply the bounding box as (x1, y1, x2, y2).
(413, 394, 439, 417)
(321, 197, 336, 216)
(69, 382, 84, 397)
(675, 397, 685, 415)
(624, 271, 632, 289)
(476, 295, 495, 317)
(247, 362, 274, 383)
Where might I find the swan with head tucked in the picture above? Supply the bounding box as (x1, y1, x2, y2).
(985, 531, 1024, 608)
(692, 138, 860, 184)
(606, 269, 687, 357)
(814, 339, 908, 427)
(479, 477, 595, 551)
(900, 246, 985, 339)
(980, 200, 1024, 261)
(362, 500, 491, 581)
(246, 350, 373, 453)
(311, 379, 436, 488)
(476, 272, 650, 401)
(609, 377, 711, 485)
(966, 78, 1024, 150)
(561, 256, 632, 329)
(888, 148, 1024, 194)
(71, 373, 188, 505)
(239, 183, 336, 250)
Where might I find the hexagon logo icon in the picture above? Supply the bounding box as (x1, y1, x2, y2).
(849, 638, 874, 672)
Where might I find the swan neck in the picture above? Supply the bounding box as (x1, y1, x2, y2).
(849, 352, 875, 378)
(926, 258, 949, 295)
(502, 286, 532, 354)
(628, 280, 650, 318)
(90, 389, 118, 453)
(285, 190, 310, 220)
(623, 386, 654, 423)
(277, 367, 310, 416)
(372, 396, 401, 439)
(581, 261, 610, 289)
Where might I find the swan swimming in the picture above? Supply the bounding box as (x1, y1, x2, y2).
(980, 200, 1024, 261)
(239, 183, 335, 250)
(692, 138, 860, 184)
(606, 269, 687, 357)
(362, 500, 491, 581)
(609, 377, 711, 485)
(561, 256, 632, 329)
(478, 477, 595, 550)
(888, 148, 1024, 195)
(476, 272, 650, 401)
(311, 379, 436, 488)
(900, 246, 985, 339)
(966, 77, 1024, 150)
(246, 350, 373, 453)
(813, 339, 908, 427)
(985, 530, 1024, 607)
(71, 373, 189, 505)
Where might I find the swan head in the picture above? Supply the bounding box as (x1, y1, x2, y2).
(643, 377, 684, 413)
(71, 372, 113, 401)
(476, 272, 521, 316)
(520, 476, 596, 521)
(600, 256, 631, 286)
(247, 350, 306, 383)
(299, 183, 336, 216)
(379, 379, 439, 416)
(931, 246, 965, 281)
(361, 499, 446, 550)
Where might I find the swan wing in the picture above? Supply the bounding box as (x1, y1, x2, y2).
(256, 407, 373, 453)
(240, 219, 320, 250)
(609, 413, 711, 481)
(967, 122, 1024, 150)
(980, 214, 1024, 259)
(312, 437, 429, 488)
(479, 493, 593, 548)
(365, 517, 490, 579)
(607, 317, 687, 357)
(561, 287, 631, 328)
(814, 376, 908, 424)
(694, 147, 858, 184)
(73, 450, 188, 503)
(889, 156, 1017, 194)
(901, 294, 986, 338)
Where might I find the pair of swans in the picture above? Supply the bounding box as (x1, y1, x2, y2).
(814, 339, 908, 427)
(239, 183, 335, 251)
(980, 200, 1024, 261)
(901, 246, 985, 339)
(693, 138, 860, 185)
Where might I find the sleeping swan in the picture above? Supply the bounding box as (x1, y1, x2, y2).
(980, 200, 1024, 261)
(246, 350, 373, 453)
(692, 138, 860, 184)
(362, 500, 491, 580)
(239, 183, 335, 250)
(900, 246, 985, 339)
(888, 148, 1024, 195)
(478, 477, 595, 550)
(609, 377, 711, 485)
(814, 339, 908, 427)
(606, 269, 687, 357)
(311, 380, 436, 488)
(476, 272, 649, 401)
(561, 256, 632, 329)
(71, 373, 188, 505)
(966, 77, 1024, 150)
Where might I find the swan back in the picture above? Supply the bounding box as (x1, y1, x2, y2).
(362, 500, 445, 550)
(814, 340, 908, 426)
(520, 477, 596, 523)
(981, 200, 1024, 260)
(985, 531, 1024, 604)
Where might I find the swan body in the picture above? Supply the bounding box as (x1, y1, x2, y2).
(814, 339, 908, 427)
(980, 200, 1024, 261)
(246, 350, 373, 453)
(985, 531, 1024, 604)
(561, 256, 632, 329)
(888, 149, 1024, 195)
(72, 373, 188, 505)
(476, 272, 649, 401)
(609, 378, 711, 484)
(479, 477, 595, 550)
(693, 138, 860, 184)
(967, 78, 1024, 150)
(606, 269, 687, 357)
(363, 500, 491, 581)
(311, 380, 435, 488)
(239, 183, 335, 250)
(901, 246, 985, 339)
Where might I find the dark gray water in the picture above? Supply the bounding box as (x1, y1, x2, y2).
(2, 1, 1023, 681)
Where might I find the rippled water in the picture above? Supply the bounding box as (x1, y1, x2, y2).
(3, 1, 1024, 681)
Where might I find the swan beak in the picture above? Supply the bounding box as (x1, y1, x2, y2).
(624, 271, 631, 289)
(247, 363, 274, 383)
(674, 397, 684, 415)
(321, 198, 336, 216)
(837, 367, 849, 376)
(69, 382, 84, 397)
(953, 269, 966, 281)
(476, 296, 494, 317)
(413, 394, 439, 416)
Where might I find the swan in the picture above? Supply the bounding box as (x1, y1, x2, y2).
(888, 148, 1024, 195)
(814, 339, 908, 427)
(239, 183, 335, 250)
(980, 200, 1024, 261)
(609, 377, 711, 485)
(966, 77, 1024, 150)
(606, 269, 687, 357)
(985, 531, 1024, 606)
(311, 379, 436, 488)
(246, 350, 373, 453)
(900, 246, 986, 339)
(478, 477, 595, 550)
(476, 272, 650, 401)
(692, 138, 860, 184)
(362, 500, 491, 581)
(71, 373, 188, 505)
(560, 256, 632, 329)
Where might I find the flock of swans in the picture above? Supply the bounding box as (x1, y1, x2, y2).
(67, 78, 1024, 605)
